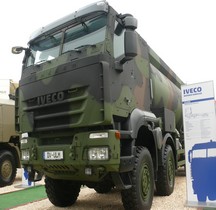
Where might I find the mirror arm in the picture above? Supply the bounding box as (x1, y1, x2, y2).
(22, 48, 31, 64)
(115, 61, 123, 72)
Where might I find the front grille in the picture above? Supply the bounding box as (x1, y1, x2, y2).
(44, 164, 77, 175)
(24, 86, 88, 131)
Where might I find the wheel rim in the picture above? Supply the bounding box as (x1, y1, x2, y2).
(168, 154, 174, 186)
(141, 163, 150, 200)
(1, 160, 12, 180)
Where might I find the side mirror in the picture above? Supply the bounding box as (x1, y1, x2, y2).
(125, 30, 138, 59)
(120, 30, 138, 64)
(11, 46, 25, 54)
(115, 15, 138, 70)
(123, 16, 137, 30)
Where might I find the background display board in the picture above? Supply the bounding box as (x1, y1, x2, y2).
(182, 81, 216, 208)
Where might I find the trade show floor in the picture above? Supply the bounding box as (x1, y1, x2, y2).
(0, 185, 46, 209)
(0, 168, 213, 210)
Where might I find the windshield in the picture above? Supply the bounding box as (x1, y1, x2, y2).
(26, 14, 107, 66)
(63, 15, 107, 53)
(27, 33, 62, 66)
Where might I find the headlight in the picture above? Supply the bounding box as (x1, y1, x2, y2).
(20, 138, 28, 144)
(89, 132, 108, 139)
(21, 133, 28, 144)
(21, 150, 30, 160)
(21, 133, 28, 138)
(88, 147, 109, 160)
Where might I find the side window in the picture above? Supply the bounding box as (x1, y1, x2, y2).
(113, 21, 125, 58)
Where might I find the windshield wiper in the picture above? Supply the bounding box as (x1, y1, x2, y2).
(81, 22, 89, 33)
(35, 59, 47, 65)
(62, 45, 96, 55)
(75, 44, 96, 50)
(62, 49, 81, 55)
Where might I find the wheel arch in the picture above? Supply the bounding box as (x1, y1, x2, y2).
(128, 108, 161, 174)
(160, 133, 177, 169)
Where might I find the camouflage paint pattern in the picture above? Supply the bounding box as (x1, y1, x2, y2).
(16, 1, 184, 181)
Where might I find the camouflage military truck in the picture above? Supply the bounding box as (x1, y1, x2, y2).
(12, 1, 185, 209)
(0, 79, 20, 187)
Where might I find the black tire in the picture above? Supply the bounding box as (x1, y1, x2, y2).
(121, 146, 154, 210)
(155, 145, 175, 196)
(45, 176, 81, 207)
(94, 180, 113, 194)
(0, 150, 17, 187)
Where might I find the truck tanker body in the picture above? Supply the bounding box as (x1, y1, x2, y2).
(12, 1, 185, 209)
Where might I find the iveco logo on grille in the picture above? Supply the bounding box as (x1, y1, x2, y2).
(37, 91, 64, 105)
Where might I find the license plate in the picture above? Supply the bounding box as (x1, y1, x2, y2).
(43, 151, 63, 160)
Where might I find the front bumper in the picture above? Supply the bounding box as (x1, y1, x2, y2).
(21, 130, 133, 181)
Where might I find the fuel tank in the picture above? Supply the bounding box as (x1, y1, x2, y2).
(149, 48, 183, 131)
